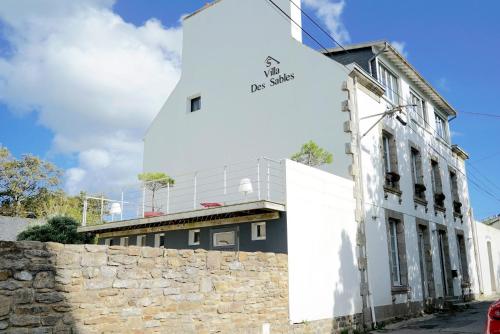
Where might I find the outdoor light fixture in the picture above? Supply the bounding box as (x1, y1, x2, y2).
(110, 202, 122, 222)
(238, 178, 253, 198)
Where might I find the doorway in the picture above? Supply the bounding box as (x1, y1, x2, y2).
(437, 230, 452, 297)
(417, 226, 430, 300)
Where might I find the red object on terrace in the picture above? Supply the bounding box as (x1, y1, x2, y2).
(200, 202, 223, 208)
(144, 211, 165, 218)
(486, 299, 500, 334)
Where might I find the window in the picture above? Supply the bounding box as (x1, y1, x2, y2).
(136, 235, 146, 247)
(190, 96, 201, 112)
(382, 131, 399, 189)
(251, 222, 266, 241)
(379, 64, 399, 104)
(434, 112, 449, 142)
(120, 237, 129, 247)
(409, 91, 426, 125)
(213, 231, 236, 247)
(104, 238, 112, 246)
(449, 170, 461, 215)
(411, 147, 425, 199)
(189, 229, 200, 246)
(431, 160, 445, 208)
(154, 233, 165, 248)
(388, 218, 402, 286)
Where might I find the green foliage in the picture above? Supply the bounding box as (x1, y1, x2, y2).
(0, 146, 62, 216)
(17, 216, 93, 244)
(291, 140, 333, 167)
(138, 172, 174, 212)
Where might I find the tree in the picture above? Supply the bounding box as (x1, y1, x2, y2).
(17, 216, 93, 244)
(138, 172, 175, 212)
(291, 141, 333, 167)
(0, 146, 61, 216)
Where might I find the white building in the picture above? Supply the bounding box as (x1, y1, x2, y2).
(81, 0, 491, 330)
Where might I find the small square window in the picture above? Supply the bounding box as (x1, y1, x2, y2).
(120, 237, 129, 247)
(104, 238, 112, 246)
(190, 96, 201, 112)
(155, 233, 165, 248)
(213, 231, 236, 247)
(252, 222, 266, 240)
(136, 235, 146, 247)
(189, 229, 201, 246)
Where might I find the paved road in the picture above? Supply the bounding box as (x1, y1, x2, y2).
(371, 300, 493, 334)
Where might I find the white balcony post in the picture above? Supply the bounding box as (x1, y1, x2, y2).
(267, 161, 271, 201)
(82, 198, 88, 227)
(167, 182, 170, 214)
(120, 191, 124, 221)
(223, 165, 227, 195)
(142, 186, 146, 218)
(100, 195, 104, 223)
(257, 158, 261, 200)
(193, 172, 198, 210)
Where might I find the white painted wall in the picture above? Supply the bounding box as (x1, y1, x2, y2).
(353, 55, 477, 311)
(285, 160, 361, 323)
(475, 222, 500, 296)
(144, 0, 352, 180)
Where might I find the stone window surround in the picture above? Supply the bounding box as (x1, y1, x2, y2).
(455, 229, 470, 284)
(408, 141, 427, 206)
(385, 210, 409, 294)
(381, 128, 401, 195)
(416, 219, 435, 300)
(430, 158, 445, 211)
(434, 223, 454, 297)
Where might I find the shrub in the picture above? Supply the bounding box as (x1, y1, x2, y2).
(17, 216, 93, 244)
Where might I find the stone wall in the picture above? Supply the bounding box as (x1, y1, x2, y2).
(0, 241, 291, 333)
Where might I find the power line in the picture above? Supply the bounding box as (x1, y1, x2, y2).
(460, 111, 500, 119)
(266, 0, 500, 204)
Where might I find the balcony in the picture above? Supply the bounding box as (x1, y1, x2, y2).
(80, 158, 285, 227)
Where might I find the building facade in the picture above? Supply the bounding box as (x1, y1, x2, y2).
(79, 0, 484, 329)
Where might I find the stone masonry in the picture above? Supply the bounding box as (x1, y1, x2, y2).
(0, 241, 291, 333)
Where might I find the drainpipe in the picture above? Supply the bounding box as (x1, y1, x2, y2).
(368, 42, 389, 78)
(351, 75, 377, 327)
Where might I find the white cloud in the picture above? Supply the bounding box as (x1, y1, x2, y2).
(302, 0, 350, 44)
(0, 0, 183, 194)
(391, 41, 408, 58)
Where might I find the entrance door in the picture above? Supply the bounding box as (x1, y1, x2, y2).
(438, 231, 449, 296)
(418, 227, 429, 300)
(487, 241, 497, 292)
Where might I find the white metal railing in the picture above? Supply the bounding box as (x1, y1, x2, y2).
(82, 157, 285, 226)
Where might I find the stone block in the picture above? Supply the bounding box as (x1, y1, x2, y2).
(10, 314, 40, 327)
(0, 295, 11, 316)
(35, 292, 65, 304)
(199, 277, 213, 293)
(0, 279, 23, 290)
(108, 254, 137, 265)
(142, 247, 162, 258)
(0, 270, 11, 281)
(0, 321, 7, 330)
(13, 271, 33, 281)
(55, 251, 81, 268)
(83, 279, 113, 290)
(81, 252, 107, 267)
(206, 252, 221, 270)
(112, 279, 139, 289)
(84, 244, 106, 253)
(33, 271, 55, 289)
(13, 289, 34, 304)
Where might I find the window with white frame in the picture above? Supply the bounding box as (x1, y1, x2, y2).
(188, 229, 200, 246)
(379, 63, 399, 104)
(104, 238, 112, 246)
(213, 231, 236, 247)
(434, 112, 449, 142)
(120, 237, 129, 247)
(388, 218, 402, 286)
(251, 222, 266, 241)
(154, 233, 165, 248)
(409, 91, 426, 125)
(136, 235, 146, 247)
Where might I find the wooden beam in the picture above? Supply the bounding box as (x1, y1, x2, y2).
(97, 212, 280, 239)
